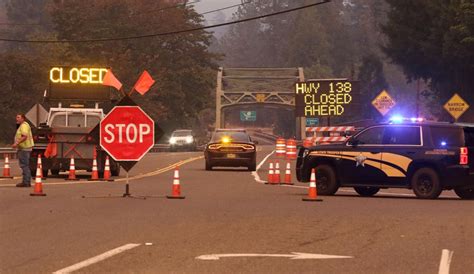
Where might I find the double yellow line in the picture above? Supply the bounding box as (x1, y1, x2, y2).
(115, 156, 203, 182)
(0, 156, 203, 187)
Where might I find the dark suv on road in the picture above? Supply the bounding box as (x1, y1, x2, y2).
(204, 129, 257, 171)
(296, 121, 474, 199)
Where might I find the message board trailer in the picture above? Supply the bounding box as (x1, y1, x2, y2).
(294, 80, 359, 118)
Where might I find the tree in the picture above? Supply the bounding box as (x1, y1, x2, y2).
(382, 0, 474, 121)
(357, 54, 389, 120)
(0, 0, 220, 143)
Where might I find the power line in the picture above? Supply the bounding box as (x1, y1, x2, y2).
(0, 0, 245, 28)
(0, 0, 202, 27)
(0, 1, 331, 43)
(200, 2, 249, 15)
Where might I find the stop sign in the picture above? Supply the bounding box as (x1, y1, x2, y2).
(100, 106, 155, 161)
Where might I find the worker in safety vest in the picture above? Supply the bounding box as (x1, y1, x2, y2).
(12, 113, 34, 187)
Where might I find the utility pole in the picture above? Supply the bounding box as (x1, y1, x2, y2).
(416, 79, 420, 117)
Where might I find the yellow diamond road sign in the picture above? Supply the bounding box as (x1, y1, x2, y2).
(372, 90, 396, 116)
(444, 93, 469, 120)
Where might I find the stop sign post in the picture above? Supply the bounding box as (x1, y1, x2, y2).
(100, 106, 155, 163)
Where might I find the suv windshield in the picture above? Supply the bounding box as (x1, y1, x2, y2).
(211, 131, 250, 142)
(172, 130, 193, 137)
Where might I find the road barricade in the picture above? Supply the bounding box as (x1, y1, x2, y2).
(275, 138, 286, 157)
(285, 139, 297, 160)
(304, 126, 355, 147)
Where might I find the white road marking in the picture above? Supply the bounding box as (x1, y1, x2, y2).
(438, 249, 453, 274)
(145, 243, 153, 246)
(196, 252, 353, 260)
(252, 150, 275, 184)
(52, 243, 140, 274)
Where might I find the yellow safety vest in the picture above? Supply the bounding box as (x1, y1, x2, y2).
(15, 122, 34, 150)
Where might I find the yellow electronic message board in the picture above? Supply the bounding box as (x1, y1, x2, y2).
(49, 67, 108, 84)
(294, 80, 358, 117)
(48, 66, 111, 101)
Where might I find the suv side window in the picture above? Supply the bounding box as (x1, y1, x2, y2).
(356, 126, 384, 145)
(383, 126, 421, 145)
(465, 128, 474, 147)
(430, 126, 463, 147)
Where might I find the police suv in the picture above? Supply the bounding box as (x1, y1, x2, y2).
(296, 120, 474, 199)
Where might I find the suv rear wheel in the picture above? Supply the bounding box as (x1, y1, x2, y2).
(354, 187, 379, 197)
(454, 187, 474, 200)
(411, 167, 442, 199)
(315, 165, 338, 195)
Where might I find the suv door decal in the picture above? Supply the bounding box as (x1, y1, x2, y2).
(309, 151, 382, 174)
(309, 151, 412, 178)
(380, 153, 412, 173)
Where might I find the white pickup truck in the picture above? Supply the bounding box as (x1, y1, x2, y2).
(29, 105, 121, 177)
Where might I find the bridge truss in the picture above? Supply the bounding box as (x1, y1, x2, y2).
(216, 67, 306, 138)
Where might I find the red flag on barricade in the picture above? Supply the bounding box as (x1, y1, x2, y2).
(102, 69, 123, 91)
(132, 70, 155, 95)
(44, 136, 57, 158)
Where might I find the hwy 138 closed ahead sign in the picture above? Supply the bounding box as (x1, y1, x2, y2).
(295, 80, 358, 117)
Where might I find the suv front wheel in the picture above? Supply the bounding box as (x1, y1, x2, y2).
(411, 167, 442, 199)
(315, 165, 339, 195)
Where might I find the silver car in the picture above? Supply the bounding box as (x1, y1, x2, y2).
(169, 129, 197, 151)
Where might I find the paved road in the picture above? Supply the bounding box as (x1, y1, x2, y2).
(0, 146, 473, 273)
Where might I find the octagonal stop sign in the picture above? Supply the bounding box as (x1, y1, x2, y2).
(100, 106, 154, 162)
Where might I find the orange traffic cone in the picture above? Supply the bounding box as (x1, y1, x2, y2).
(103, 156, 114, 181)
(1, 154, 13, 179)
(283, 162, 294, 185)
(66, 157, 79, 181)
(30, 165, 46, 196)
(167, 166, 185, 199)
(265, 161, 275, 185)
(302, 168, 322, 202)
(37, 154, 46, 180)
(88, 156, 100, 181)
(274, 161, 281, 184)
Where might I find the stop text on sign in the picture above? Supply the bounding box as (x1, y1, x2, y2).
(103, 124, 151, 144)
(49, 67, 107, 84)
(295, 80, 358, 117)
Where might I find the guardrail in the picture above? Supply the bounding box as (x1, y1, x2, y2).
(0, 145, 201, 157)
(251, 132, 278, 142)
(0, 147, 17, 159)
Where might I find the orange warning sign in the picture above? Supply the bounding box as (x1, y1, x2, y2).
(444, 93, 469, 120)
(372, 90, 396, 116)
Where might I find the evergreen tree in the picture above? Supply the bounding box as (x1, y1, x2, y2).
(0, 0, 220, 143)
(382, 0, 474, 121)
